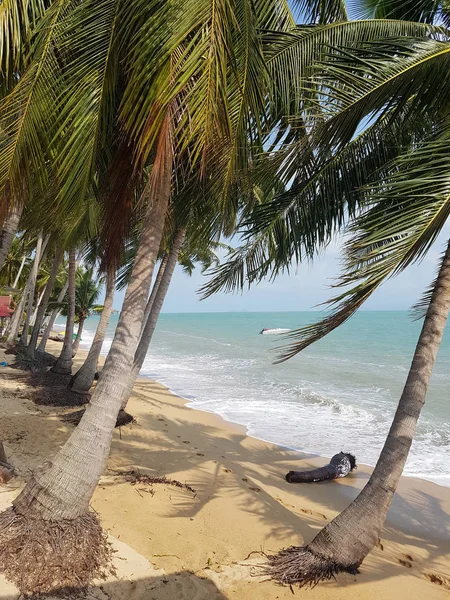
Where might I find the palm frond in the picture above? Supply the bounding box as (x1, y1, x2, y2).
(0, 0, 49, 80)
(264, 19, 446, 119)
(277, 126, 450, 361)
(358, 0, 450, 26)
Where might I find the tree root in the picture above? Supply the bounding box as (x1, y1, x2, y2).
(0, 507, 113, 596)
(263, 545, 360, 588)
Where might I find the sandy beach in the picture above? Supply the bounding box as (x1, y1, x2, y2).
(0, 341, 449, 599)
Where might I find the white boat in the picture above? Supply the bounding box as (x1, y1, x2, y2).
(260, 328, 291, 335)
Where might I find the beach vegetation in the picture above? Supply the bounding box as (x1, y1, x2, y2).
(205, 0, 450, 588)
(0, 0, 449, 594)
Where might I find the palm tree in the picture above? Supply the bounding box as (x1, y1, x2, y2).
(6, 232, 48, 343)
(118, 226, 187, 408)
(0, 235, 29, 288)
(203, 4, 450, 585)
(18, 231, 47, 346)
(119, 226, 233, 410)
(51, 248, 77, 374)
(27, 245, 64, 357)
(0, 0, 290, 592)
(38, 278, 69, 353)
(69, 268, 115, 393)
(65, 265, 104, 356)
(0, 0, 442, 594)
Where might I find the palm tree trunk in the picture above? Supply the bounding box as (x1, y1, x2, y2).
(13, 120, 172, 520)
(7, 235, 46, 344)
(121, 227, 186, 409)
(13, 254, 27, 289)
(0, 204, 23, 271)
(19, 233, 48, 347)
(6, 285, 28, 343)
(38, 279, 69, 353)
(30, 288, 46, 326)
(1, 123, 172, 597)
(142, 252, 168, 330)
(72, 317, 85, 356)
(51, 248, 76, 374)
(28, 247, 64, 357)
(69, 269, 115, 394)
(267, 238, 450, 586)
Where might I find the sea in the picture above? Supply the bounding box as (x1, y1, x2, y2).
(59, 311, 450, 487)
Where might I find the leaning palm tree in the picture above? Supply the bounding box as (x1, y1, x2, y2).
(27, 245, 64, 357)
(261, 132, 450, 585)
(119, 224, 231, 410)
(203, 14, 450, 586)
(0, 204, 23, 270)
(0, 0, 296, 594)
(0, 0, 444, 595)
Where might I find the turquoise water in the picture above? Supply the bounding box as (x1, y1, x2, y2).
(73, 311, 450, 486)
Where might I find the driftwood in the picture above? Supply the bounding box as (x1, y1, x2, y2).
(285, 452, 356, 483)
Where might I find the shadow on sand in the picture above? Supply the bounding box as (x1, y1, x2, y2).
(0, 571, 228, 600)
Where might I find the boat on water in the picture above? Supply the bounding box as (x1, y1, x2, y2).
(260, 327, 291, 335)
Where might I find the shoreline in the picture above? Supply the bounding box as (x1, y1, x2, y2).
(133, 373, 450, 517)
(0, 341, 449, 598)
(135, 369, 450, 490)
(62, 318, 450, 489)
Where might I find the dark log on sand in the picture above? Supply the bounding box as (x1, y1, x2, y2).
(286, 452, 356, 483)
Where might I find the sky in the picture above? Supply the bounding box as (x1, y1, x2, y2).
(111, 224, 450, 314)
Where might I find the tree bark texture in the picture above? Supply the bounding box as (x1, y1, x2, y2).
(72, 318, 85, 356)
(121, 227, 186, 409)
(38, 280, 69, 353)
(18, 232, 44, 346)
(305, 238, 450, 571)
(12, 254, 27, 289)
(7, 235, 47, 344)
(142, 252, 168, 333)
(28, 247, 64, 357)
(19, 233, 48, 347)
(69, 270, 115, 394)
(13, 121, 173, 520)
(30, 288, 46, 326)
(51, 249, 76, 374)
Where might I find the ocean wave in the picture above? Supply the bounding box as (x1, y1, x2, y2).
(77, 313, 450, 488)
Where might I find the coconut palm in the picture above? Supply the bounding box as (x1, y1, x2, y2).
(51, 248, 77, 373)
(6, 232, 48, 343)
(202, 7, 450, 586)
(61, 264, 104, 356)
(360, 0, 450, 23)
(0, 0, 446, 595)
(18, 231, 47, 346)
(0, 0, 298, 594)
(0, 235, 30, 288)
(69, 267, 115, 393)
(0, 205, 23, 270)
(38, 278, 69, 353)
(27, 245, 64, 357)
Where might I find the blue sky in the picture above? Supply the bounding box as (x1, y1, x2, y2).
(112, 223, 450, 313)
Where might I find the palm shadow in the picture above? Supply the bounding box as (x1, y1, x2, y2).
(0, 571, 228, 600)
